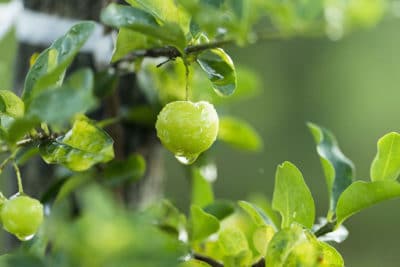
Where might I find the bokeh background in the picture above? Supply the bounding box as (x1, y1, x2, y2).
(1, 6, 400, 267)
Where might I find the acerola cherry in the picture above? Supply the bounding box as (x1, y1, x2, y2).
(156, 101, 219, 164)
(1, 194, 44, 241)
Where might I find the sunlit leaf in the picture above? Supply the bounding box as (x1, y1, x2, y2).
(218, 116, 262, 151)
(336, 180, 400, 225)
(23, 22, 95, 102)
(101, 3, 186, 51)
(238, 200, 275, 228)
(318, 241, 344, 266)
(252, 225, 275, 256)
(370, 132, 400, 181)
(197, 48, 236, 96)
(272, 161, 315, 229)
(180, 259, 212, 267)
(265, 224, 305, 266)
(308, 122, 354, 217)
(126, 0, 190, 33)
(39, 118, 114, 171)
(0, 90, 24, 118)
(218, 227, 249, 256)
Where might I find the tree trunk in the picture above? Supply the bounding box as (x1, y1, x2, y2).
(11, 0, 163, 225)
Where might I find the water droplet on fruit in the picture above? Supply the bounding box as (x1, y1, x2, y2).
(175, 154, 198, 165)
(16, 233, 35, 241)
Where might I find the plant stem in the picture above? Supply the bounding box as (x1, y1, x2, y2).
(12, 161, 24, 194)
(193, 254, 223, 267)
(314, 221, 337, 237)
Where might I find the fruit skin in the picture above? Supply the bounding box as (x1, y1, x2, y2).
(1, 194, 44, 240)
(156, 101, 219, 163)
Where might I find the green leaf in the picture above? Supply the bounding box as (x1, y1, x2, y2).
(101, 4, 186, 51)
(272, 161, 315, 229)
(318, 241, 344, 266)
(203, 200, 235, 221)
(112, 28, 159, 62)
(180, 259, 212, 267)
(0, 90, 24, 118)
(308, 122, 355, 216)
(252, 225, 275, 256)
(370, 132, 400, 181)
(218, 227, 249, 256)
(218, 116, 262, 151)
(4, 117, 38, 144)
(197, 48, 236, 96)
(103, 154, 146, 185)
(23, 22, 95, 102)
(238, 200, 275, 228)
(39, 118, 114, 171)
(247, 194, 281, 229)
(26, 69, 97, 126)
(146, 200, 186, 237)
(191, 167, 214, 207)
(189, 205, 220, 242)
(336, 180, 400, 225)
(126, 0, 190, 33)
(265, 224, 305, 266)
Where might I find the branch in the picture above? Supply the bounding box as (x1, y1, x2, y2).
(314, 221, 337, 237)
(193, 253, 265, 267)
(115, 39, 234, 65)
(193, 253, 223, 267)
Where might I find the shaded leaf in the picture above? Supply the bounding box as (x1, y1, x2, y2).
(272, 161, 315, 229)
(112, 28, 159, 62)
(370, 132, 400, 181)
(308, 122, 354, 216)
(336, 180, 400, 225)
(191, 167, 214, 207)
(39, 119, 114, 171)
(197, 48, 236, 96)
(27, 69, 97, 126)
(23, 22, 95, 102)
(146, 200, 186, 237)
(218, 116, 262, 151)
(203, 200, 235, 221)
(189, 205, 219, 242)
(103, 154, 146, 185)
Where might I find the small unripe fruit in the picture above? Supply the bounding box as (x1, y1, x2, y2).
(1, 194, 44, 241)
(156, 101, 219, 164)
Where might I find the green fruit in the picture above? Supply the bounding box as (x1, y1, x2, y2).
(156, 101, 219, 164)
(1, 194, 44, 241)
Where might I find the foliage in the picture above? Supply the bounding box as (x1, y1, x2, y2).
(0, 0, 396, 266)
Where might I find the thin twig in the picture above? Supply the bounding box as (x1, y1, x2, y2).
(12, 161, 24, 194)
(193, 253, 224, 267)
(115, 39, 234, 66)
(314, 221, 337, 237)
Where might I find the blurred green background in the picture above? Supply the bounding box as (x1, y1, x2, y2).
(1, 13, 400, 267)
(164, 19, 400, 267)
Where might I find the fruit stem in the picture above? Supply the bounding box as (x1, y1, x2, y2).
(184, 62, 190, 101)
(12, 161, 24, 194)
